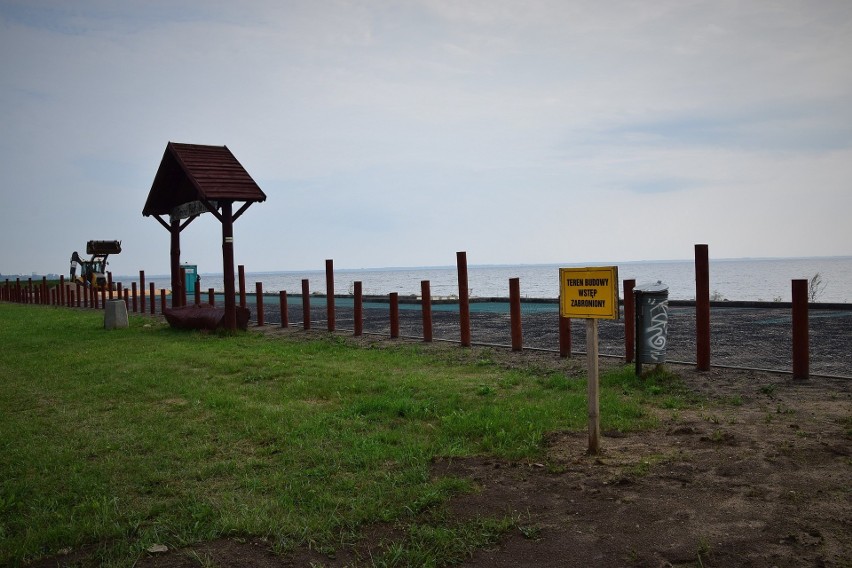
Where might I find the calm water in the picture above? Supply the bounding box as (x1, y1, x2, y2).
(136, 257, 852, 304)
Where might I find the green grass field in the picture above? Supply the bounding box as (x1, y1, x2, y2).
(0, 303, 687, 567)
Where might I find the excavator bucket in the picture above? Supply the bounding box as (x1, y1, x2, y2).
(86, 240, 122, 255)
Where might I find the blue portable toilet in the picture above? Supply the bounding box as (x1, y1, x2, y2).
(182, 264, 198, 295)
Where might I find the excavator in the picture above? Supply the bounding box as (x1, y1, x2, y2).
(70, 240, 122, 289)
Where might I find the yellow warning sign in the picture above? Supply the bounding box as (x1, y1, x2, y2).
(559, 266, 620, 320)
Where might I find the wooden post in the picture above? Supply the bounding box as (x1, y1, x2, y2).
(302, 279, 311, 330)
(421, 280, 432, 342)
(194, 282, 201, 306)
(354, 281, 363, 337)
(150, 283, 156, 314)
(390, 292, 399, 339)
(139, 270, 146, 314)
(509, 277, 522, 351)
(623, 279, 636, 363)
(586, 319, 600, 454)
(559, 314, 571, 358)
(238, 264, 247, 310)
(635, 289, 644, 377)
(208, 288, 215, 306)
(457, 251, 471, 347)
(280, 291, 288, 328)
(256, 282, 264, 326)
(178, 268, 186, 308)
(695, 244, 711, 371)
(326, 259, 335, 332)
(160, 289, 166, 314)
(132, 282, 138, 313)
(221, 202, 237, 331)
(107, 272, 113, 300)
(170, 218, 181, 304)
(792, 279, 809, 380)
(59, 275, 65, 306)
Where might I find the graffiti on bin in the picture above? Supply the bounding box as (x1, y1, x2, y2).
(642, 297, 669, 363)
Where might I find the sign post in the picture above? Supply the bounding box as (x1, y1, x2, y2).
(559, 266, 619, 454)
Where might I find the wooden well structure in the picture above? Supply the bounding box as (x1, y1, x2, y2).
(142, 142, 266, 330)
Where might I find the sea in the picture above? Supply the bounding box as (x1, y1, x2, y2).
(134, 257, 852, 304)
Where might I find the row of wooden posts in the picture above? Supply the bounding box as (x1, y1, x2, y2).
(2, 246, 813, 379)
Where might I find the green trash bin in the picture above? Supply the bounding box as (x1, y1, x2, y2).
(634, 281, 669, 367)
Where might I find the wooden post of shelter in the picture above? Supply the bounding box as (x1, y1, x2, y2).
(142, 143, 266, 331)
(171, 219, 181, 305)
(179, 268, 186, 308)
(221, 203, 237, 329)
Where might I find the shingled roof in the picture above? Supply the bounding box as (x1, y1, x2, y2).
(142, 142, 266, 217)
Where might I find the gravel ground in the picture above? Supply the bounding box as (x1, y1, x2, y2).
(248, 300, 852, 377)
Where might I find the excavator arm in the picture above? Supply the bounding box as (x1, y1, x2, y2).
(70, 251, 85, 282)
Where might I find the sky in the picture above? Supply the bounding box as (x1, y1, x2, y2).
(1, 0, 851, 277)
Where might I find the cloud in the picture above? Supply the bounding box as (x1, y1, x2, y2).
(1, 1, 851, 275)
(606, 99, 852, 153)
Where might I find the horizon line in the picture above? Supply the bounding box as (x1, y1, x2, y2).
(102, 254, 852, 279)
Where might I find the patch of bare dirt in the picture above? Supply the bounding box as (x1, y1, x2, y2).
(440, 367, 852, 568)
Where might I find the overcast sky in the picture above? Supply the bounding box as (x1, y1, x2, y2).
(1, 0, 850, 277)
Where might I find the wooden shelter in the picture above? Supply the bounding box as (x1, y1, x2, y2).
(143, 142, 266, 330)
